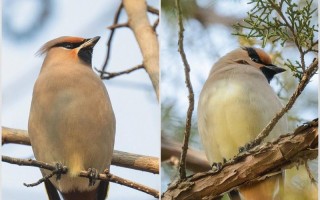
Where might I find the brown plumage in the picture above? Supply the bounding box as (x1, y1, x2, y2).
(29, 36, 115, 200)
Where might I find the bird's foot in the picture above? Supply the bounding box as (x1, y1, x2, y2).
(239, 142, 255, 153)
(211, 162, 222, 172)
(87, 168, 99, 186)
(222, 157, 227, 164)
(55, 162, 66, 181)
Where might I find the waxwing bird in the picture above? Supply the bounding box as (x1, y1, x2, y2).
(28, 36, 116, 200)
(197, 47, 287, 200)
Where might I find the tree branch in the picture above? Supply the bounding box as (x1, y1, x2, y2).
(175, 0, 195, 180)
(162, 119, 318, 200)
(123, 0, 159, 101)
(2, 127, 159, 174)
(147, 5, 159, 15)
(2, 156, 159, 198)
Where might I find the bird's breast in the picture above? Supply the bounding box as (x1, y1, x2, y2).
(198, 73, 286, 163)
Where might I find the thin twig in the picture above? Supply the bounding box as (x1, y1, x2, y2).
(107, 22, 129, 30)
(100, 2, 123, 77)
(24, 170, 61, 187)
(249, 58, 318, 148)
(147, 5, 159, 15)
(153, 18, 160, 31)
(96, 64, 144, 80)
(305, 161, 317, 183)
(176, 0, 195, 180)
(2, 155, 159, 198)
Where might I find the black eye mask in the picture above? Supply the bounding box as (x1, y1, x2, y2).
(242, 47, 264, 64)
(52, 41, 84, 49)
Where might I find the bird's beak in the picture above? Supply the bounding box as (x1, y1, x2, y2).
(80, 36, 101, 49)
(262, 64, 286, 74)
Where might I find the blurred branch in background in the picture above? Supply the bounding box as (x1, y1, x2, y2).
(162, 0, 240, 27)
(3, 0, 53, 41)
(161, 136, 210, 172)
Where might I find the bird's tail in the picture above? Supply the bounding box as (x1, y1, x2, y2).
(238, 174, 282, 200)
(61, 181, 109, 200)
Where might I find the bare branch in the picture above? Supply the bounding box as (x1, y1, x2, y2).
(99, 2, 123, 77)
(162, 119, 318, 200)
(107, 22, 129, 30)
(2, 156, 159, 198)
(2, 127, 159, 174)
(2, 127, 30, 145)
(112, 150, 159, 174)
(305, 162, 317, 183)
(249, 58, 318, 148)
(147, 5, 159, 15)
(96, 64, 144, 80)
(153, 18, 160, 31)
(175, 0, 195, 180)
(123, 0, 159, 100)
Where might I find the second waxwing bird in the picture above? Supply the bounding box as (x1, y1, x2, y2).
(28, 36, 116, 200)
(198, 47, 288, 200)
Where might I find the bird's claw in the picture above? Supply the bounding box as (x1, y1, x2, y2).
(211, 162, 222, 172)
(55, 162, 65, 181)
(239, 142, 254, 153)
(87, 168, 99, 186)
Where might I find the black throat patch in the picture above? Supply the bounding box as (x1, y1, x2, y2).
(78, 47, 93, 66)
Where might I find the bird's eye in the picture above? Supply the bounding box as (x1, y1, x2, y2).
(251, 57, 259, 63)
(235, 59, 249, 65)
(64, 43, 74, 49)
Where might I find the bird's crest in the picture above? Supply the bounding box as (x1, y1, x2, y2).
(36, 36, 85, 56)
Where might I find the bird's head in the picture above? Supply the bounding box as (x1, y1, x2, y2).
(214, 47, 286, 83)
(238, 47, 286, 82)
(37, 36, 100, 67)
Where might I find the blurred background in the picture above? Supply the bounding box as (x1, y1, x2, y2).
(160, 0, 318, 199)
(2, 0, 159, 199)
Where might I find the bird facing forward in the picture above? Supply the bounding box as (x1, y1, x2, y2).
(197, 47, 288, 199)
(28, 36, 116, 200)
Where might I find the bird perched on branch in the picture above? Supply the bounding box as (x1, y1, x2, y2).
(198, 47, 287, 199)
(28, 36, 116, 200)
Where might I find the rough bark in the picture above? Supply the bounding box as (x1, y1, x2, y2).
(162, 119, 318, 200)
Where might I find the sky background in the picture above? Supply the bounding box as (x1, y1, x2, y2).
(2, 0, 160, 199)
